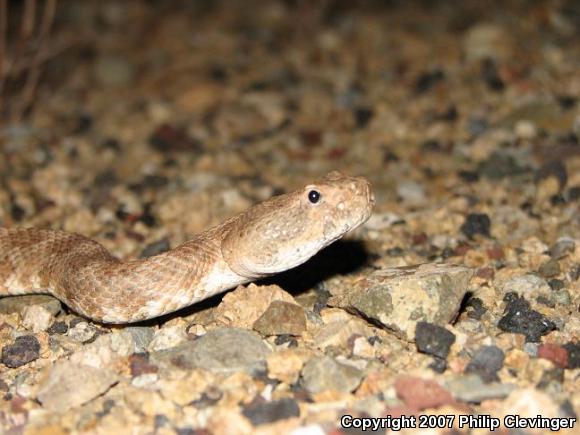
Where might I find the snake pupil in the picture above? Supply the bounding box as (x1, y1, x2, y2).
(308, 190, 320, 204)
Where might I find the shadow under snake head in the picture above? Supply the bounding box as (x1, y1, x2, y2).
(221, 171, 375, 279)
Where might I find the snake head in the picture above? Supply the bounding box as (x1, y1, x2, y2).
(221, 171, 374, 278)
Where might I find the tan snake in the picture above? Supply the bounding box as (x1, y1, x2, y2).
(0, 171, 374, 323)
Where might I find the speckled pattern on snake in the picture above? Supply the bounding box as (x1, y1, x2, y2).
(0, 171, 374, 323)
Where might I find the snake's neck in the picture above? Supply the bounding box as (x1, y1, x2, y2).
(115, 232, 252, 322)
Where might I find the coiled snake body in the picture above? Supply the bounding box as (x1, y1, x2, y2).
(0, 172, 374, 323)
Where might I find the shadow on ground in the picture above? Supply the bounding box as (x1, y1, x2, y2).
(124, 240, 371, 327)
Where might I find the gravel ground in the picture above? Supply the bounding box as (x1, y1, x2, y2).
(1, 1, 579, 434)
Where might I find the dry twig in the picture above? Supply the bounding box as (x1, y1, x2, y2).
(0, 0, 58, 125)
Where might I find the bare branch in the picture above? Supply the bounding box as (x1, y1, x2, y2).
(22, 0, 36, 39)
(0, 0, 7, 120)
(13, 0, 58, 123)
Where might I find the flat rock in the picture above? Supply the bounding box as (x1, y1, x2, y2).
(329, 264, 473, 341)
(445, 374, 516, 403)
(394, 376, 454, 410)
(241, 398, 300, 426)
(253, 300, 306, 336)
(0, 295, 61, 316)
(37, 361, 118, 412)
(151, 327, 270, 374)
(212, 284, 297, 328)
(300, 355, 363, 394)
(1, 335, 41, 368)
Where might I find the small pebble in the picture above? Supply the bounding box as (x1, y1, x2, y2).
(253, 301, 307, 336)
(149, 124, 203, 153)
(552, 289, 571, 305)
(300, 356, 363, 394)
(501, 274, 550, 298)
(394, 376, 454, 410)
(68, 321, 97, 343)
(125, 326, 155, 352)
(523, 342, 539, 357)
(241, 398, 300, 426)
(538, 258, 561, 278)
(1, 335, 41, 368)
(353, 107, 374, 129)
(465, 345, 505, 383)
(547, 278, 565, 291)
(537, 343, 568, 368)
(563, 342, 579, 369)
(445, 374, 516, 403)
(415, 322, 455, 359)
(465, 297, 486, 320)
(550, 239, 575, 260)
(415, 69, 445, 94)
(22, 305, 55, 332)
(129, 353, 158, 377)
(498, 293, 556, 342)
(535, 160, 567, 190)
(47, 321, 69, 335)
(468, 117, 488, 136)
(478, 152, 529, 179)
(481, 58, 505, 92)
(460, 213, 491, 238)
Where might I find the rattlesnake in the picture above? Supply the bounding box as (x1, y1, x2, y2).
(0, 171, 374, 323)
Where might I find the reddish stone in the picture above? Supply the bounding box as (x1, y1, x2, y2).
(11, 395, 27, 414)
(327, 148, 347, 159)
(129, 353, 158, 377)
(538, 343, 568, 368)
(300, 129, 322, 147)
(125, 229, 146, 242)
(476, 267, 495, 280)
(149, 123, 201, 152)
(454, 243, 472, 256)
(486, 246, 505, 260)
(394, 376, 454, 410)
(412, 233, 428, 245)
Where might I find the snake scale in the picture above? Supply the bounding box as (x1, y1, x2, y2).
(0, 171, 374, 323)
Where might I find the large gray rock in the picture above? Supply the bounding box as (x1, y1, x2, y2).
(329, 263, 473, 341)
(151, 327, 270, 375)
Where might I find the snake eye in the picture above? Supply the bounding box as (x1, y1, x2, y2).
(308, 190, 321, 204)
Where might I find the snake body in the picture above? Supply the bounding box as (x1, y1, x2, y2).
(0, 171, 373, 323)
